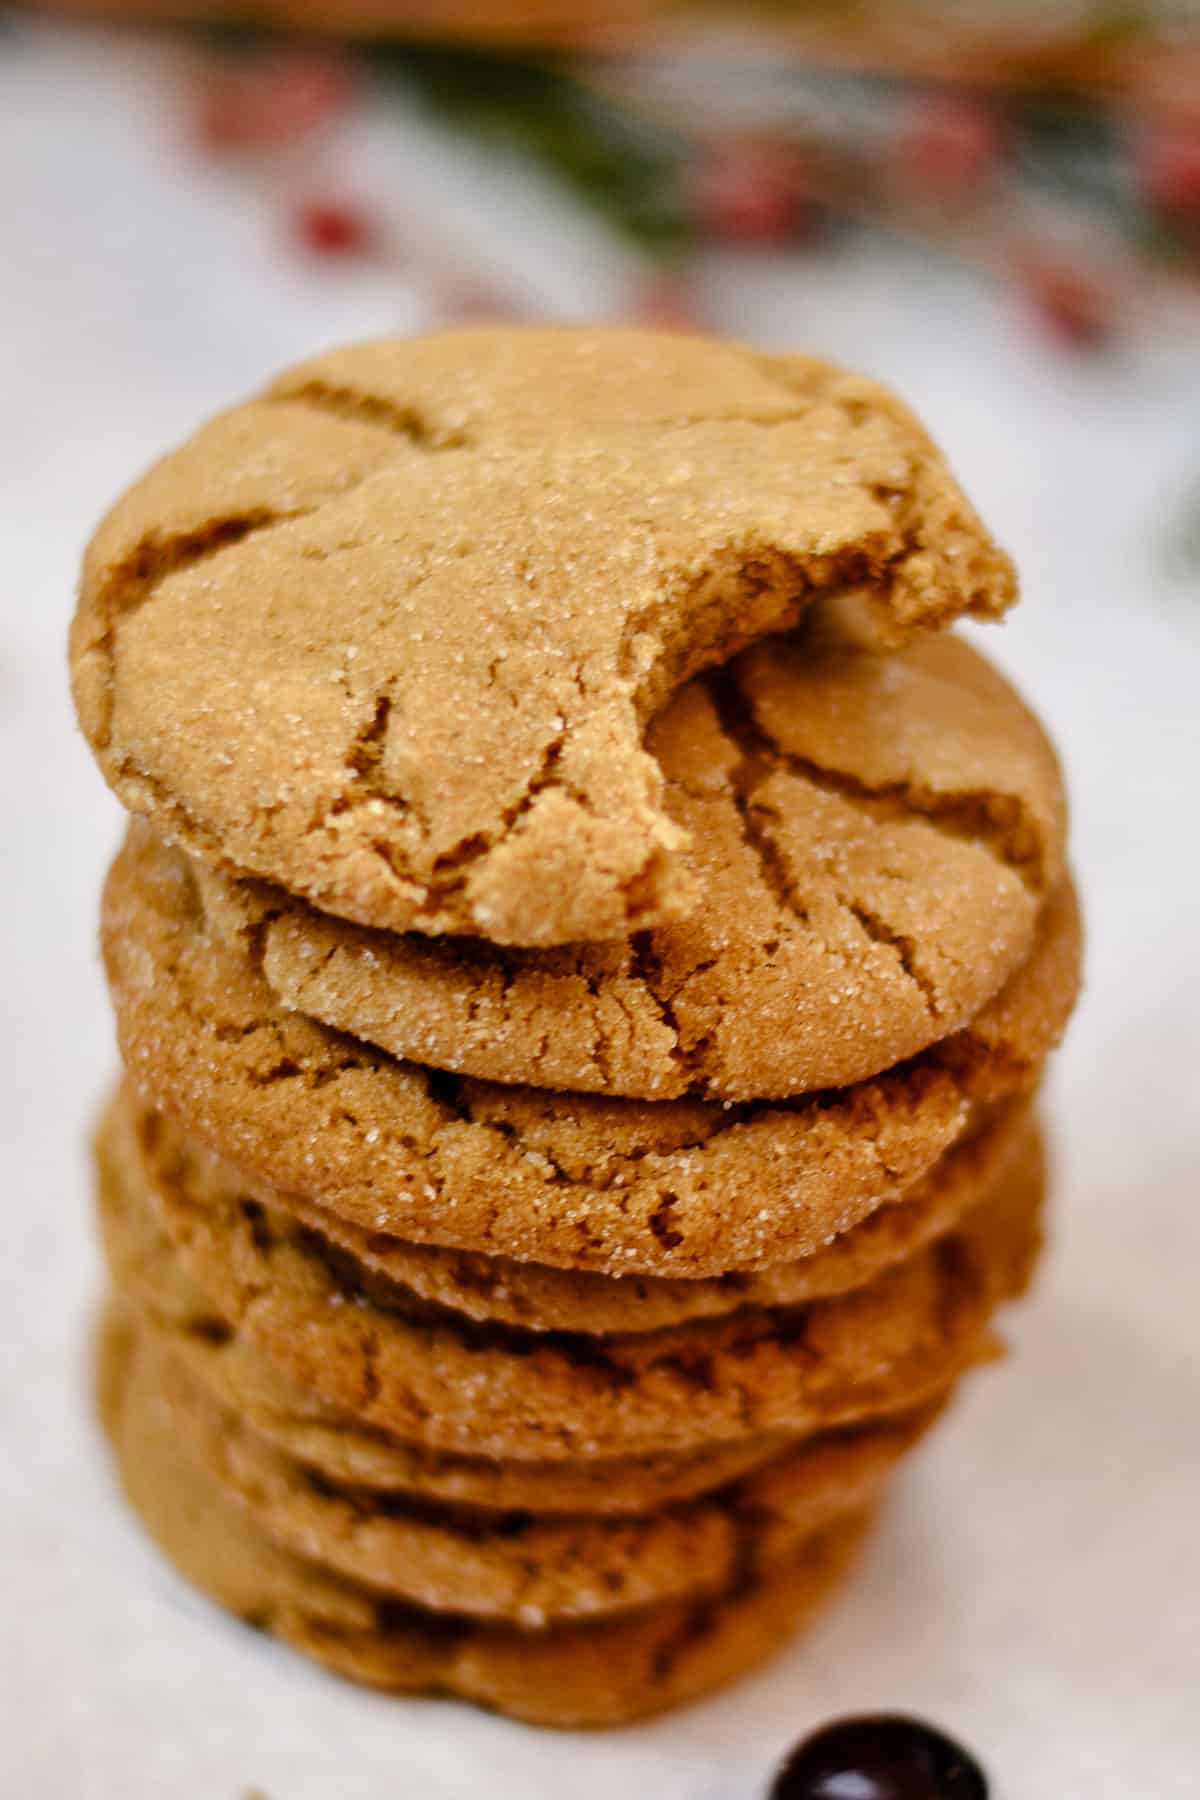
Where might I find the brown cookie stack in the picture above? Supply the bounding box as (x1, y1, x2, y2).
(72, 328, 1079, 1728)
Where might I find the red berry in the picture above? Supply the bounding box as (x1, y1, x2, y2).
(188, 51, 354, 157)
(1016, 252, 1118, 349)
(1140, 130, 1200, 222)
(693, 138, 809, 247)
(294, 200, 375, 258)
(190, 70, 259, 154)
(629, 270, 705, 330)
(256, 50, 356, 144)
(899, 95, 1002, 200)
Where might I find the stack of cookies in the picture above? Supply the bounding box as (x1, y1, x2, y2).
(72, 329, 1080, 1728)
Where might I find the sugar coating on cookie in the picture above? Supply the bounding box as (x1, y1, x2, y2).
(101, 820, 1079, 1277)
(127, 1084, 1033, 1336)
(72, 328, 1016, 947)
(97, 1088, 1045, 1461)
(118, 1317, 925, 1627)
(121, 1304, 805, 1515)
(98, 1301, 873, 1728)
(201, 631, 1065, 1101)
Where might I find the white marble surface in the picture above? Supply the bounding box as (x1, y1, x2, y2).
(1, 22, 1198, 1799)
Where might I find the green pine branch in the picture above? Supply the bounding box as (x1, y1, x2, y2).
(366, 44, 692, 255)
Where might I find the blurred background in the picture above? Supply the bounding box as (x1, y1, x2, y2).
(2, 3, 1198, 1796)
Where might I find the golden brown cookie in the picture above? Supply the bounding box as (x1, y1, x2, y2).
(99, 1302, 873, 1727)
(71, 328, 1016, 948)
(97, 1089, 1043, 1460)
(102, 821, 1078, 1276)
(134, 1088, 1034, 1335)
(114, 1313, 929, 1626)
(936, 875, 1085, 1102)
(119, 1296, 809, 1515)
(122, 1307, 828, 1515)
(251, 1102, 1038, 1334)
(202, 629, 1063, 1101)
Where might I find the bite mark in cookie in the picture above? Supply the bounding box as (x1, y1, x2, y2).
(72, 328, 1016, 947)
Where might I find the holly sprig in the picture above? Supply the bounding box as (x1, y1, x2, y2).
(366, 45, 691, 254)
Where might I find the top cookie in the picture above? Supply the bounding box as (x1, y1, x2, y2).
(71, 327, 1016, 947)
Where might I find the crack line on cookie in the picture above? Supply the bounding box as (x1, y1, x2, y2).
(101, 1117, 1030, 1468)
(768, 753, 1045, 892)
(88, 449, 411, 754)
(266, 379, 475, 452)
(89, 508, 307, 748)
(708, 663, 1044, 892)
(109, 830, 1051, 1276)
(838, 896, 940, 1021)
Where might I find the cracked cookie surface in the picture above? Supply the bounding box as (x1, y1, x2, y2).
(204, 630, 1063, 1101)
(98, 1305, 872, 1727)
(72, 327, 1016, 948)
(112, 1311, 813, 1515)
(125, 1084, 1033, 1336)
(103, 821, 1078, 1276)
(111, 1313, 927, 1626)
(97, 1088, 1044, 1461)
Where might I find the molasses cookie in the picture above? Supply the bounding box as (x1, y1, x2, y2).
(72, 328, 1016, 947)
(102, 821, 1078, 1276)
(100, 1302, 874, 1729)
(97, 1089, 1044, 1460)
(115, 1315, 930, 1625)
(200, 629, 1063, 1101)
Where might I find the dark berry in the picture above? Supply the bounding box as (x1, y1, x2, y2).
(769, 1714, 988, 1799)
